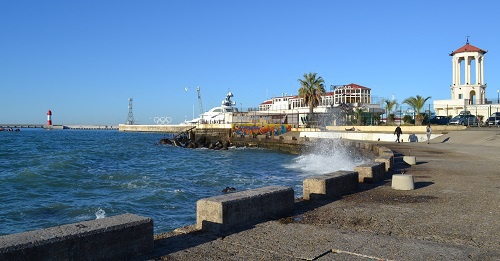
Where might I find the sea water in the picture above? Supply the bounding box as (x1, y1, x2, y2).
(0, 129, 368, 235)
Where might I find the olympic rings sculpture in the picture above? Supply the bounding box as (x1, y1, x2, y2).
(154, 116, 172, 125)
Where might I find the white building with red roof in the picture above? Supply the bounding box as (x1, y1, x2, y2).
(257, 83, 383, 126)
(259, 83, 373, 112)
(434, 40, 499, 122)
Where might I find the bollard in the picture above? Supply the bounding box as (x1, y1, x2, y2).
(403, 156, 417, 165)
(391, 174, 414, 190)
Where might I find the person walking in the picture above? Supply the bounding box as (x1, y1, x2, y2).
(426, 124, 432, 144)
(394, 125, 403, 143)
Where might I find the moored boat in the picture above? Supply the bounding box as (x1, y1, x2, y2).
(182, 91, 238, 125)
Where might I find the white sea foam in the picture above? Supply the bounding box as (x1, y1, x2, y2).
(125, 182, 138, 189)
(95, 208, 106, 219)
(286, 139, 369, 176)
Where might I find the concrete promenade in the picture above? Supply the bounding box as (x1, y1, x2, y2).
(146, 129, 500, 260)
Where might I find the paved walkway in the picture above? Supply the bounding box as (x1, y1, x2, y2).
(146, 129, 500, 260)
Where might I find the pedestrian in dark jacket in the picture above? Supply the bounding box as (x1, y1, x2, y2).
(394, 125, 403, 143)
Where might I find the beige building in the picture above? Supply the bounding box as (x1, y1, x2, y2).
(259, 83, 375, 113)
(257, 83, 383, 126)
(434, 40, 499, 120)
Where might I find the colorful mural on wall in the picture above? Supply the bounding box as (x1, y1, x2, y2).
(232, 124, 293, 137)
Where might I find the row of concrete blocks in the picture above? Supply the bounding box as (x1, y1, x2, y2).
(197, 142, 394, 233)
(0, 141, 393, 260)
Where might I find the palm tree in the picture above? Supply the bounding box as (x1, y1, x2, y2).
(298, 72, 325, 127)
(353, 107, 365, 125)
(384, 99, 398, 124)
(402, 95, 431, 125)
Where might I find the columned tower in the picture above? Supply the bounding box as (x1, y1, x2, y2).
(449, 39, 487, 105)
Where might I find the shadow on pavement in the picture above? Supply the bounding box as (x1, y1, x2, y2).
(414, 181, 434, 189)
(441, 137, 450, 143)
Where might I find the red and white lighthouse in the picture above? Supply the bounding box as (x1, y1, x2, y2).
(47, 110, 52, 126)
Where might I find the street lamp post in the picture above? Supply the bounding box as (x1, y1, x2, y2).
(428, 103, 431, 124)
(497, 90, 499, 104)
(414, 109, 416, 126)
(395, 104, 398, 124)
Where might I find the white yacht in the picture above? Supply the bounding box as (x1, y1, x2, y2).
(183, 92, 238, 124)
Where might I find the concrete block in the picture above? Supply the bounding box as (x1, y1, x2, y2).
(196, 186, 294, 233)
(303, 171, 359, 200)
(362, 142, 374, 151)
(354, 162, 386, 183)
(392, 174, 415, 190)
(378, 146, 394, 157)
(375, 155, 393, 171)
(0, 213, 154, 261)
(403, 156, 417, 165)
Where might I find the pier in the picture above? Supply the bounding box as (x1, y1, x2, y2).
(0, 124, 45, 129)
(118, 124, 196, 133)
(63, 125, 118, 130)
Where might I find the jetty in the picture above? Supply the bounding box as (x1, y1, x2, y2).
(62, 125, 118, 130)
(0, 124, 45, 129)
(118, 124, 195, 133)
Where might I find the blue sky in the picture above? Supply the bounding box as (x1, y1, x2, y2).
(1, 0, 499, 125)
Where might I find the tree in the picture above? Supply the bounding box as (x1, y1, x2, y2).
(372, 113, 381, 125)
(402, 95, 431, 125)
(384, 99, 398, 124)
(403, 115, 413, 124)
(353, 107, 365, 125)
(298, 72, 325, 127)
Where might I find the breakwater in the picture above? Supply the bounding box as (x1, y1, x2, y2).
(230, 135, 308, 154)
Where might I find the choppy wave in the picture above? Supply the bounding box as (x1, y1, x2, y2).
(286, 139, 370, 176)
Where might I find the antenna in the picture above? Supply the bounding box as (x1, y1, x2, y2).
(126, 98, 135, 125)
